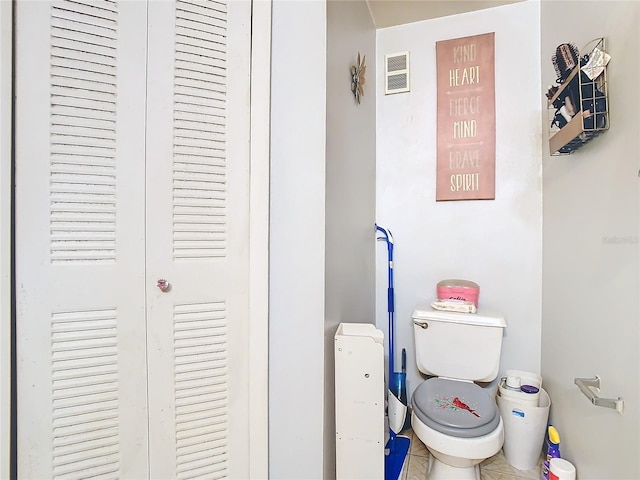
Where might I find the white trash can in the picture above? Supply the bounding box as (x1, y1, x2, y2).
(497, 371, 550, 471)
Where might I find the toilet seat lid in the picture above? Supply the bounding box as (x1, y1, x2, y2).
(412, 378, 499, 438)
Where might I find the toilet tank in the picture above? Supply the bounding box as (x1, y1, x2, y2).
(412, 306, 507, 382)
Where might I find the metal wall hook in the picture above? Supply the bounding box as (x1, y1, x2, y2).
(574, 376, 624, 414)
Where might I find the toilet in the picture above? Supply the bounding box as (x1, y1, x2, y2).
(410, 306, 507, 480)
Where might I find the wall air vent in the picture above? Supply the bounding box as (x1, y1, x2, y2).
(385, 51, 410, 95)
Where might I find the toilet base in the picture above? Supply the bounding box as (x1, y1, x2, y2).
(426, 455, 480, 480)
(412, 412, 503, 480)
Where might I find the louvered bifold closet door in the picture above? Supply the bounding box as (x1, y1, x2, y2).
(15, 1, 149, 478)
(144, 1, 252, 479)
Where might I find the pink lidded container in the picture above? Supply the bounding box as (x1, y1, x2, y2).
(437, 279, 480, 307)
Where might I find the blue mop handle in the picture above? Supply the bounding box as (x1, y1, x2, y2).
(387, 245, 394, 314)
(376, 225, 396, 376)
(387, 264, 394, 376)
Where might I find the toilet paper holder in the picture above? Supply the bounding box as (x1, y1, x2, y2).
(574, 376, 624, 414)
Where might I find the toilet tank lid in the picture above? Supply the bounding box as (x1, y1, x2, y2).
(412, 306, 507, 328)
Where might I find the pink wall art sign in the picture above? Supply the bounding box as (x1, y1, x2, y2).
(436, 32, 496, 201)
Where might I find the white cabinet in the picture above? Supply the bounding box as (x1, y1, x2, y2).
(335, 323, 385, 480)
(15, 1, 251, 478)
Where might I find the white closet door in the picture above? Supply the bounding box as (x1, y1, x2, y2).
(144, 1, 252, 479)
(15, 1, 150, 478)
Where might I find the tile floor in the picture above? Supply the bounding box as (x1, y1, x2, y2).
(399, 429, 542, 480)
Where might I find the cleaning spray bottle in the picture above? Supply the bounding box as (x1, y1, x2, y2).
(541, 426, 561, 480)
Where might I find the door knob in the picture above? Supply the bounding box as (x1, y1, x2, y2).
(157, 279, 171, 292)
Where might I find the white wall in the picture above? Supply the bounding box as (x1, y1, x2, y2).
(375, 1, 542, 399)
(269, 1, 327, 478)
(541, 2, 640, 478)
(0, 2, 12, 478)
(248, 2, 271, 477)
(325, 1, 376, 478)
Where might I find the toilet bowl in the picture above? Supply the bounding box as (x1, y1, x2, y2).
(412, 412, 504, 480)
(411, 378, 504, 479)
(411, 307, 507, 479)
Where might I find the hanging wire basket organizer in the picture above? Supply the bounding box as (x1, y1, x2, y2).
(546, 37, 610, 155)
